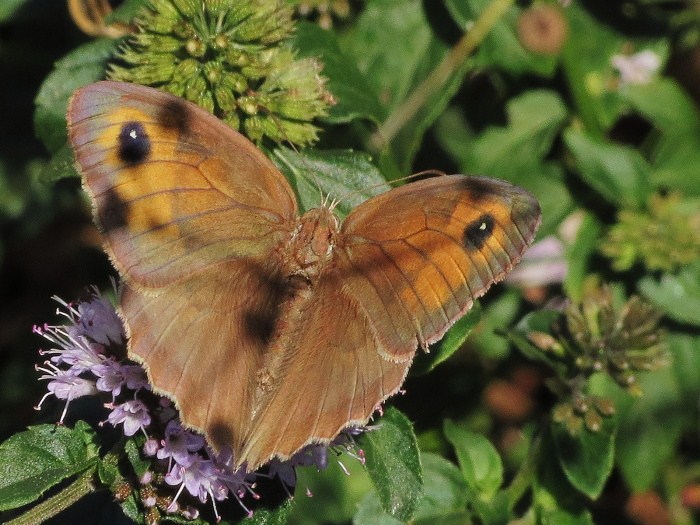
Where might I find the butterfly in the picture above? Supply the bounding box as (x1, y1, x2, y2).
(67, 81, 541, 471)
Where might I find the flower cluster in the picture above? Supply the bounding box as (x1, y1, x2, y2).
(600, 192, 700, 272)
(289, 0, 351, 29)
(108, 0, 333, 145)
(525, 286, 667, 436)
(34, 287, 368, 521)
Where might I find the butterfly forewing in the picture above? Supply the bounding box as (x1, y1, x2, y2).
(339, 175, 541, 358)
(68, 81, 297, 289)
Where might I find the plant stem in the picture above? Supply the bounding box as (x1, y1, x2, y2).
(369, 0, 516, 151)
(504, 431, 541, 510)
(6, 470, 97, 525)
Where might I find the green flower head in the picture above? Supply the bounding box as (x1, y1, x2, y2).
(109, 0, 333, 145)
(600, 192, 700, 273)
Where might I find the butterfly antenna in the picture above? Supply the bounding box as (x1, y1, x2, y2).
(330, 169, 447, 212)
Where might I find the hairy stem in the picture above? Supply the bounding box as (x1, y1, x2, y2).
(6, 470, 97, 525)
(369, 0, 516, 150)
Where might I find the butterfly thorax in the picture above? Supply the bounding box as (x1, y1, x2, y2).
(286, 207, 339, 281)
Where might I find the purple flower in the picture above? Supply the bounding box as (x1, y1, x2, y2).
(35, 363, 98, 422)
(157, 420, 206, 467)
(75, 291, 125, 346)
(35, 324, 105, 374)
(505, 235, 568, 287)
(93, 359, 126, 397)
(92, 360, 149, 398)
(143, 439, 160, 457)
(122, 365, 149, 390)
(107, 400, 151, 436)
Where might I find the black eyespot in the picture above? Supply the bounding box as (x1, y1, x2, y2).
(117, 121, 150, 165)
(99, 188, 128, 232)
(464, 214, 495, 251)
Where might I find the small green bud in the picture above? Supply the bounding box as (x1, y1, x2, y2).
(572, 396, 589, 414)
(186, 37, 206, 57)
(564, 413, 583, 436)
(238, 96, 259, 115)
(214, 33, 229, 50)
(223, 111, 241, 130)
(584, 410, 602, 432)
(172, 58, 200, 84)
(221, 72, 248, 93)
(552, 402, 573, 423)
(145, 507, 160, 525)
(215, 85, 237, 112)
(204, 61, 223, 84)
(593, 396, 616, 416)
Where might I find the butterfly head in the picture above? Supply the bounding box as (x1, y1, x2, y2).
(288, 207, 340, 280)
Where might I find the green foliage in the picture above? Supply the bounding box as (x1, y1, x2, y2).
(2, 0, 699, 523)
(0, 422, 99, 511)
(361, 408, 423, 522)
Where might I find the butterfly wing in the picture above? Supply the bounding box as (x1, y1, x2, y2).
(238, 272, 411, 469)
(68, 81, 297, 288)
(238, 175, 540, 469)
(120, 259, 289, 455)
(338, 175, 541, 359)
(68, 81, 299, 455)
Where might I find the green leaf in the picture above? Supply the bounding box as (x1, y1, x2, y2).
(340, 0, 468, 172)
(564, 213, 603, 303)
(591, 368, 683, 492)
(464, 90, 567, 173)
(650, 134, 700, 195)
(638, 262, 700, 326)
(105, 0, 148, 24)
(668, 332, 700, 404)
(561, 3, 668, 137)
(534, 429, 594, 520)
(472, 490, 509, 525)
(444, 0, 558, 77)
(460, 90, 572, 237)
(97, 450, 120, 489)
(271, 147, 389, 216)
(443, 420, 503, 498)
(124, 436, 151, 479)
(412, 303, 482, 375)
(34, 38, 119, 154)
(39, 144, 79, 184)
(539, 509, 595, 525)
(564, 128, 652, 208)
(293, 22, 382, 124)
(0, 0, 30, 21)
(361, 407, 423, 522)
(0, 422, 99, 511)
(246, 499, 295, 524)
(551, 415, 616, 499)
(471, 289, 523, 359)
(354, 453, 469, 525)
(622, 79, 700, 136)
(412, 454, 470, 524)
